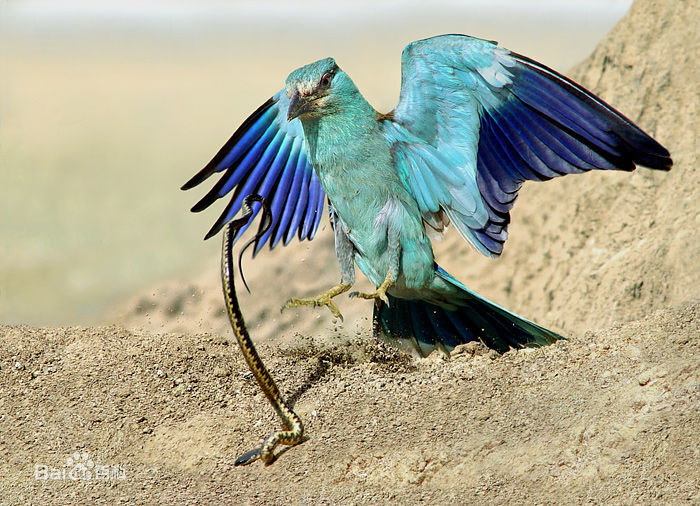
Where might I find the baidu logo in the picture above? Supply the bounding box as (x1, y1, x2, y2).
(34, 451, 126, 481)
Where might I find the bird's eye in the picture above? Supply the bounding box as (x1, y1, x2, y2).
(319, 72, 334, 88)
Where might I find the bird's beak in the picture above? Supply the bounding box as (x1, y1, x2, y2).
(287, 89, 313, 122)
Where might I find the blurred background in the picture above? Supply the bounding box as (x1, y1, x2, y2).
(0, 0, 633, 326)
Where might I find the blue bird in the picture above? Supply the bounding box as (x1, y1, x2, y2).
(183, 34, 672, 357)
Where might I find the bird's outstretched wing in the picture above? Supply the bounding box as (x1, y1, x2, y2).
(182, 90, 325, 254)
(383, 34, 672, 257)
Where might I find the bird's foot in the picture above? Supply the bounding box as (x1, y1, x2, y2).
(281, 282, 352, 320)
(349, 273, 394, 305)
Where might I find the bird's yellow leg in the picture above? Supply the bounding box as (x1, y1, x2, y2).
(281, 282, 352, 320)
(349, 270, 395, 305)
(349, 226, 400, 305)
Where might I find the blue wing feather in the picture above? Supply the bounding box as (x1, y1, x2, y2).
(497, 105, 580, 176)
(286, 154, 312, 245)
(486, 108, 556, 181)
(216, 125, 280, 198)
(244, 135, 293, 254)
(387, 34, 672, 257)
(310, 177, 326, 240)
(182, 91, 325, 247)
(210, 130, 285, 241)
(256, 138, 300, 252)
(476, 137, 521, 207)
(513, 101, 607, 171)
(210, 106, 278, 177)
(182, 97, 276, 191)
(271, 144, 304, 247)
(301, 172, 321, 240)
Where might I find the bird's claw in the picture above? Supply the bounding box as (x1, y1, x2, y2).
(280, 282, 351, 321)
(281, 296, 344, 321)
(349, 290, 390, 305)
(349, 273, 393, 305)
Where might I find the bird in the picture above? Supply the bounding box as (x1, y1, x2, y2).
(182, 34, 672, 357)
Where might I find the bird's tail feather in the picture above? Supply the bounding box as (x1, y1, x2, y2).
(373, 266, 564, 357)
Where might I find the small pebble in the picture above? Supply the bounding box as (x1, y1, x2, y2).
(213, 365, 231, 377)
(638, 372, 651, 386)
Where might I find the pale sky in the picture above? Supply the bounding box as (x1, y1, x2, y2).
(2, 0, 634, 25)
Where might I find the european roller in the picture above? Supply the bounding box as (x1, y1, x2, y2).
(183, 35, 672, 357)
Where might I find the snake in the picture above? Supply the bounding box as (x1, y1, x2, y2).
(220, 194, 304, 466)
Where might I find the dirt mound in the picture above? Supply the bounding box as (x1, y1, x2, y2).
(2, 0, 698, 503)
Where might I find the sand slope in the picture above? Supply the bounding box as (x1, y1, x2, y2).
(2, 0, 698, 503)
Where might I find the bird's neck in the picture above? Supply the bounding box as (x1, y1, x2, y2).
(301, 94, 380, 169)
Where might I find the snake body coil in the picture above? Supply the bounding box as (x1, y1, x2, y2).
(221, 195, 304, 466)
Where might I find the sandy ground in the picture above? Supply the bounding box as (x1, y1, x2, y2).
(1, 0, 698, 503)
(2, 303, 698, 503)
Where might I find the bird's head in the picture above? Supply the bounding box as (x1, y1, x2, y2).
(285, 57, 355, 122)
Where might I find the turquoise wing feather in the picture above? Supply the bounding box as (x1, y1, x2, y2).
(384, 34, 672, 257)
